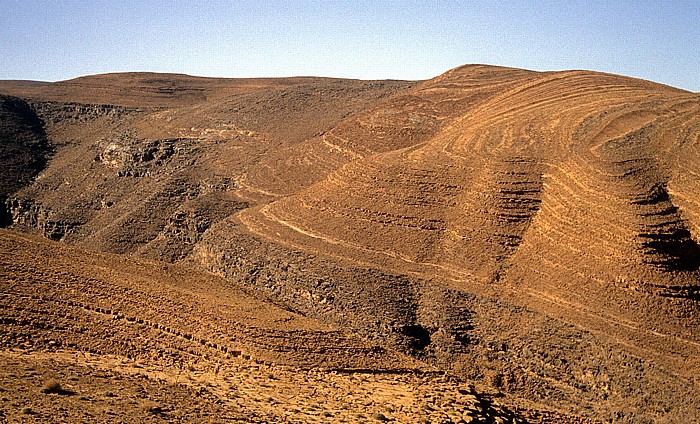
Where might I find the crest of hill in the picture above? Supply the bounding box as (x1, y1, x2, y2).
(0, 71, 413, 108)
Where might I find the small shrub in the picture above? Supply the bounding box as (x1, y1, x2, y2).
(42, 380, 63, 394)
(372, 412, 390, 422)
(141, 401, 164, 414)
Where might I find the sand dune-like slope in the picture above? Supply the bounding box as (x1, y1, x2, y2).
(239, 65, 700, 372)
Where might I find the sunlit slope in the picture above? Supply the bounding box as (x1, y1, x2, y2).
(238, 66, 539, 199)
(238, 66, 700, 359)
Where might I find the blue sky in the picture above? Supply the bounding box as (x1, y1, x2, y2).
(1, 1, 698, 91)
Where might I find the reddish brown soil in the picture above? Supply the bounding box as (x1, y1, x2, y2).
(1, 65, 699, 422)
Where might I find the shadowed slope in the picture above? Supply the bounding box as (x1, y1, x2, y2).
(0, 95, 50, 230)
(0, 95, 49, 196)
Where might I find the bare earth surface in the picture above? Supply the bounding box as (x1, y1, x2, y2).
(1, 65, 699, 422)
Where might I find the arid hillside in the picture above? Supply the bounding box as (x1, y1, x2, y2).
(1, 228, 530, 423)
(1, 65, 699, 423)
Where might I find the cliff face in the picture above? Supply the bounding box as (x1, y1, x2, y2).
(0, 95, 49, 202)
(0, 95, 51, 231)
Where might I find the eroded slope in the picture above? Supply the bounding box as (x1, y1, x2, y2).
(236, 66, 700, 412)
(0, 95, 50, 224)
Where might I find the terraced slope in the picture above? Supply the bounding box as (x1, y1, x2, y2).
(238, 65, 700, 375)
(238, 66, 537, 199)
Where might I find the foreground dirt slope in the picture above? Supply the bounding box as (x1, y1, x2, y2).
(1, 66, 699, 422)
(1, 229, 532, 423)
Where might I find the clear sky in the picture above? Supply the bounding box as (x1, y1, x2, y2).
(1, 0, 698, 91)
